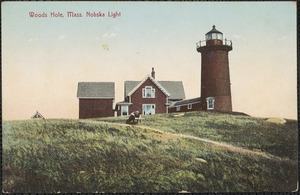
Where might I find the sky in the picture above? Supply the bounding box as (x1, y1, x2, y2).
(2, 1, 297, 120)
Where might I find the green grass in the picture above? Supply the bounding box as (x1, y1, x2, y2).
(2, 112, 298, 193)
(97, 111, 298, 160)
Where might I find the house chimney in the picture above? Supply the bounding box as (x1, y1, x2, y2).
(151, 67, 155, 79)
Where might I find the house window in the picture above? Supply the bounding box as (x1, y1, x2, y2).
(176, 106, 180, 111)
(142, 104, 155, 115)
(121, 106, 128, 116)
(188, 104, 192, 109)
(206, 97, 215, 110)
(142, 86, 155, 98)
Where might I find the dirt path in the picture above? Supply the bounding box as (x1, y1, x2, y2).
(99, 121, 297, 163)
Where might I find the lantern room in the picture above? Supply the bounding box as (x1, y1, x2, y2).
(205, 25, 223, 46)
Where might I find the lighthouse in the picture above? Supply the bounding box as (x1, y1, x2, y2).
(197, 25, 233, 112)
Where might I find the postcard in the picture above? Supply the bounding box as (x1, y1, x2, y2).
(2, 1, 298, 193)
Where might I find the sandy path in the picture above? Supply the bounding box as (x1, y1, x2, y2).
(98, 121, 297, 164)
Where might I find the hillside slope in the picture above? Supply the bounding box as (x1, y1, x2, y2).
(98, 111, 298, 160)
(2, 111, 298, 193)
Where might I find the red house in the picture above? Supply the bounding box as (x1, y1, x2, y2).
(77, 82, 115, 119)
(115, 68, 185, 116)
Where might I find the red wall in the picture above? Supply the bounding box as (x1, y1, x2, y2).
(79, 99, 114, 119)
(200, 47, 232, 112)
(129, 79, 168, 114)
(169, 102, 202, 113)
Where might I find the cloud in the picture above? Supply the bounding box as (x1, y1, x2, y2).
(110, 33, 117, 37)
(57, 34, 66, 40)
(28, 38, 39, 42)
(277, 36, 287, 41)
(269, 36, 287, 42)
(153, 29, 159, 32)
(102, 33, 109, 38)
(102, 33, 119, 39)
(114, 26, 120, 31)
(233, 34, 242, 39)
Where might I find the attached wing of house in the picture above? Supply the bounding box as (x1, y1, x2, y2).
(168, 97, 202, 112)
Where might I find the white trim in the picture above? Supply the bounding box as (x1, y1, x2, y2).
(188, 104, 192, 109)
(142, 104, 156, 115)
(169, 101, 201, 108)
(166, 97, 169, 114)
(142, 86, 155, 98)
(116, 102, 133, 106)
(206, 97, 215, 110)
(127, 75, 171, 97)
(168, 98, 201, 108)
(121, 105, 129, 116)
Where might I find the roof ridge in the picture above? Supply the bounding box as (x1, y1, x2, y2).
(176, 97, 201, 102)
(127, 75, 171, 97)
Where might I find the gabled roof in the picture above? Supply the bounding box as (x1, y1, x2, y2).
(169, 97, 201, 108)
(158, 81, 185, 100)
(77, 82, 115, 99)
(124, 77, 185, 100)
(31, 111, 45, 119)
(126, 75, 171, 97)
(124, 81, 140, 98)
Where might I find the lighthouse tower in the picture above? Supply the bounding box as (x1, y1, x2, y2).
(197, 25, 232, 112)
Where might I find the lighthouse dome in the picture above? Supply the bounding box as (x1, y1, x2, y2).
(205, 25, 223, 40)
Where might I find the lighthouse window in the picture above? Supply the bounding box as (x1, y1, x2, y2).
(217, 33, 223, 40)
(208, 100, 213, 109)
(212, 33, 217, 39)
(206, 97, 215, 110)
(206, 34, 212, 40)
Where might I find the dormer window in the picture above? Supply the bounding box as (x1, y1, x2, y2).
(142, 86, 155, 98)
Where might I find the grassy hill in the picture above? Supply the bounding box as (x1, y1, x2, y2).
(2, 111, 298, 193)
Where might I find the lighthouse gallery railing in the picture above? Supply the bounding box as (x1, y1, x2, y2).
(196, 39, 232, 48)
